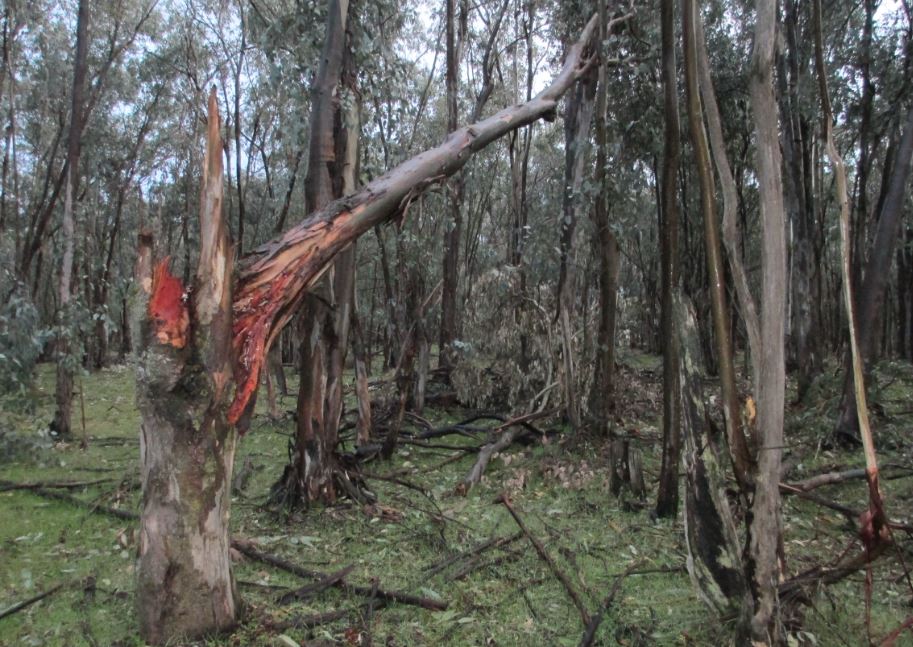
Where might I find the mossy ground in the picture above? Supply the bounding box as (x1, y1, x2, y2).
(1, 353, 912, 646)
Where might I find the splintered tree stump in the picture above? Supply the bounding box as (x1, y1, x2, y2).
(134, 90, 238, 645)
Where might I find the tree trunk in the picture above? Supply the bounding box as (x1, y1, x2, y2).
(278, 0, 350, 508)
(683, 0, 752, 490)
(588, 1, 621, 430)
(439, 0, 467, 372)
(779, 0, 819, 400)
(655, 0, 683, 519)
(748, 1, 787, 640)
(557, 65, 596, 431)
(135, 90, 238, 645)
(52, 0, 89, 440)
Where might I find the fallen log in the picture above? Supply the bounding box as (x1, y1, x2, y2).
(456, 427, 530, 495)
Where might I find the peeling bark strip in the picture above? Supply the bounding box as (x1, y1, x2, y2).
(135, 89, 238, 645)
(228, 13, 601, 423)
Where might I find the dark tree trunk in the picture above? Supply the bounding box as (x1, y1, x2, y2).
(52, 0, 89, 440)
(588, 2, 622, 430)
(135, 91, 238, 645)
(655, 0, 683, 519)
(439, 0, 466, 371)
(779, 0, 819, 400)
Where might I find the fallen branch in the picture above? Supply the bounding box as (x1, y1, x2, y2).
(0, 583, 65, 620)
(786, 465, 913, 493)
(495, 493, 590, 626)
(269, 601, 389, 631)
(424, 531, 523, 577)
(0, 478, 114, 492)
(450, 546, 525, 582)
(456, 427, 530, 495)
(11, 485, 138, 521)
(578, 562, 644, 647)
(231, 539, 447, 611)
(277, 565, 355, 605)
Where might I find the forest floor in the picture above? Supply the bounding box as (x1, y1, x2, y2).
(1, 351, 913, 646)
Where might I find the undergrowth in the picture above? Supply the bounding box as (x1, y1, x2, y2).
(1, 353, 912, 646)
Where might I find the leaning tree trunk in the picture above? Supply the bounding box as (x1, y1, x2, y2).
(228, 14, 603, 422)
(135, 90, 238, 645)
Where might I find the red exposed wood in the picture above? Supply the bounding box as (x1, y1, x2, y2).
(148, 259, 188, 349)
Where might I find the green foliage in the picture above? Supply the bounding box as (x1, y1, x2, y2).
(0, 274, 50, 401)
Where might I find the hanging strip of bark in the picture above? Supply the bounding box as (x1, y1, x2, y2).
(675, 294, 752, 635)
(229, 13, 601, 423)
(694, 14, 761, 395)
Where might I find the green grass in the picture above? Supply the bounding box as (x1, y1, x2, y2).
(1, 355, 913, 646)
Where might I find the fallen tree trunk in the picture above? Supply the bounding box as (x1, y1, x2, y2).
(228, 13, 600, 423)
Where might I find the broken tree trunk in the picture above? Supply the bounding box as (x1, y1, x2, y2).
(675, 294, 752, 638)
(135, 89, 238, 645)
(229, 13, 601, 422)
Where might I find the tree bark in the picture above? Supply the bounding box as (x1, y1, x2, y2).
(135, 89, 238, 645)
(748, 1, 787, 641)
(655, 0, 683, 519)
